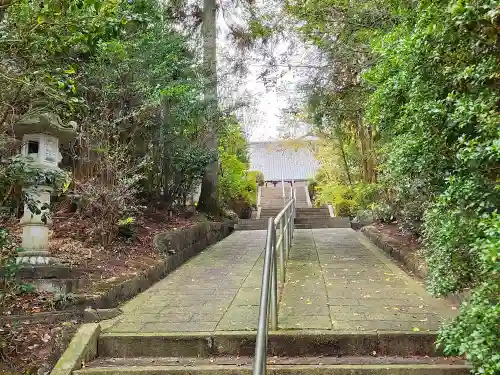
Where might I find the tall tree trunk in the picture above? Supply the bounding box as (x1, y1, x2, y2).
(197, 0, 219, 215)
(334, 127, 353, 186)
(357, 115, 369, 183)
(366, 124, 376, 183)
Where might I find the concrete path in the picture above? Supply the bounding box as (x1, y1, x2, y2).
(279, 229, 454, 331)
(106, 229, 454, 334)
(108, 231, 267, 333)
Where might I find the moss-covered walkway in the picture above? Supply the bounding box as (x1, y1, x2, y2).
(105, 229, 454, 334)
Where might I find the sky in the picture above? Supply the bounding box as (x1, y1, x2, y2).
(217, 1, 315, 142)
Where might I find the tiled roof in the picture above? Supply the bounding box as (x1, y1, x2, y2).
(249, 141, 320, 181)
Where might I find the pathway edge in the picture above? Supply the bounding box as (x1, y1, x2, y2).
(50, 323, 101, 375)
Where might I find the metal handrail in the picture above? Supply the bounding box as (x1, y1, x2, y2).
(252, 192, 296, 375)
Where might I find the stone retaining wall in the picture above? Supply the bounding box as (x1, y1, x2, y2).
(2, 220, 235, 321)
(361, 225, 428, 279)
(361, 224, 467, 305)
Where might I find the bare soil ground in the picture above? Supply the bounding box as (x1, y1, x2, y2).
(368, 222, 423, 253)
(1, 208, 200, 374)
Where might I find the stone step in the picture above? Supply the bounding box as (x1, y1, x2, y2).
(296, 208, 330, 213)
(294, 218, 351, 228)
(294, 217, 332, 222)
(236, 218, 350, 230)
(76, 356, 469, 375)
(235, 225, 268, 230)
(258, 211, 330, 217)
(235, 218, 270, 230)
(295, 215, 331, 219)
(96, 331, 447, 358)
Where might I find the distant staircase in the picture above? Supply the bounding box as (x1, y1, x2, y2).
(236, 184, 350, 230)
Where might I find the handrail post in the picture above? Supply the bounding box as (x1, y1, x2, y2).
(281, 175, 285, 205)
(270, 225, 278, 331)
(253, 198, 297, 375)
(284, 209, 289, 255)
(288, 211, 292, 256)
(279, 216, 285, 283)
(253, 218, 274, 375)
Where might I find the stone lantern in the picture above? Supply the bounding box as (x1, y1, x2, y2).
(14, 112, 77, 265)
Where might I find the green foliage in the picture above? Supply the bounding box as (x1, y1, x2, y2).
(0, 0, 220, 244)
(249, 170, 265, 187)
(248, 19, 274, 40)
(315, 183, 356, 217)
(436, 213, 500, 375)
(288, 0, 498, 371)
(307, 178, 318, 203)
(0, 227, 17, 285)
(218, 116, 255, 208)
(0, 227, 26, 314)
(362, 1, 500, 373)
(117, 216, 137, 241)
(315, 180, 383, 218)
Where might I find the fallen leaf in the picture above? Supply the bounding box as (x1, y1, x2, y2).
(412, 327, 420, 332)
(41, 333, 51, 343)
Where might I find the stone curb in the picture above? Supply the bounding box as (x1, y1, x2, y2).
(98, 331, 442, 358)
(50, 323, 101, 375)
(360, 226, 428, 279)
(74, 364, 471, 375)
(2, 221, 235, 324)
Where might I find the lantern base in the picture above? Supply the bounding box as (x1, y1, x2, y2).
(16, 251, 59, 265)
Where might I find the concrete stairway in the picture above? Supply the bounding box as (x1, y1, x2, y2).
(259, 186, 291, 208)
(69, 229, 468, 375)
(293, 184, 310, 208)
(258, 184, 310, 209)
(236, 207, 350, 230)
(294, 207, 350, 229)
(75, 331, 469, 374)
(235, 218, 268, 230)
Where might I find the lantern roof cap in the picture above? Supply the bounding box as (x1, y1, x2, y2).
(14, 112, 77, 144)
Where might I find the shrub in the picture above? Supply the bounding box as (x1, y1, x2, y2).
(436, 214, 499, 375)
(307, 178, 318, 203)
(218, 117, 253, 209)
(364, 2, 500, 373)
(316, 183, 358, 217)
(249, 170, 264, 187)
(0, 228, 19, 314)
(73, 157, 140, 246)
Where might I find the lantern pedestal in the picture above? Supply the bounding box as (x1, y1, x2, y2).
(16, 185, 57, 265)
(13, 112, 77, 265)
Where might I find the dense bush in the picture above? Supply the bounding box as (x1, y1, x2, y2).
(364, 1, 499, 373)
(315, 183, 356, 217)
(0, 228, 18, 312)
(218, 116, 255, 211)
(287, 1, 499, 373)
(249, 170, 265, 187)
(307, 178, 317, 204)
(0, 0, 217, 243)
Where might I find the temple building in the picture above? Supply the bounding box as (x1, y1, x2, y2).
(248, 136, 320, 183)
